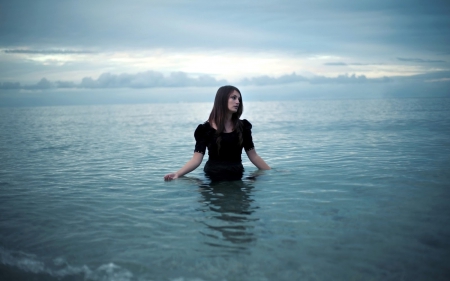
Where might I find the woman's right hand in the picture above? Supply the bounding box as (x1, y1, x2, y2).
(163, 153, 204, 181)
(164, 173, 179, 181)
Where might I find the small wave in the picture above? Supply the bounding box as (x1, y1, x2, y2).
(0, 247, 133, 281)
(171, 278, 207, 281)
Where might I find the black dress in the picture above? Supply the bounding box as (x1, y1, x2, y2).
(194, 119, 255, 181)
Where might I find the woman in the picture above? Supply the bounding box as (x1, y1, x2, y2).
(164, 85, 270, 181)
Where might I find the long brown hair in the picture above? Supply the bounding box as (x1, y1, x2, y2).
(208, 85, 244, 152)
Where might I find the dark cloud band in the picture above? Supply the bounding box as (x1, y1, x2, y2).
(0, 71, 227, 90)
(324, 62, 348, 66)
(4, 49, 96, 54)
(397, 57, 446, 63)
(2, 70, 449, 91)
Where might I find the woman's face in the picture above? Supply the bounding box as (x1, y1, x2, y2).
(227, 90, 241, 113)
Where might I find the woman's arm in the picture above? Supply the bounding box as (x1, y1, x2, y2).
(246, 149, 271, 170)
(164, 152, 204, 181)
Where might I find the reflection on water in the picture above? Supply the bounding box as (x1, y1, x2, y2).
(195, 176, 260, 252)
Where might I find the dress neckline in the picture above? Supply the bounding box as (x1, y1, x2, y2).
(206, 121, 235, 134)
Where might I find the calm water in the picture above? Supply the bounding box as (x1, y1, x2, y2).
(0, 98, 449, 281)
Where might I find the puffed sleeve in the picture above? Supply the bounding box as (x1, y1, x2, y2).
(242, 119, 255, 151)
(194, 124, 207, 154)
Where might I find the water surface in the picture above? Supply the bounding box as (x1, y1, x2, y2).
(0, 98, 449, 281)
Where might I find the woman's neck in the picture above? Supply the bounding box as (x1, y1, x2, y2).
(223, 113, 234, 132)
(225, 112, 233, 122)
(210, 114, 234, 132)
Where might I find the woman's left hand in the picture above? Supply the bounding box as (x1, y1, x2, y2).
(246, 149, 271, 170)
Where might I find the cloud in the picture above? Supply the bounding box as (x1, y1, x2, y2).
(323, 62, 383, 66)
(239, 73, 308, 86)
(0, 0, 449, 86)
(55, 81, 77, 88)
(324, 62, 384, 66)
(24, 78, 54, 90)
(348, 63, 384, 66)
(397, 57, 446, 63)
(1, 0, 449, 57)
(4, 70, 450, 91)
(425, 78, 450, 83)
(240, 73, 391, 85)
(78, 71, 227, 88)
(0, 81, 21, 89)
(310, 74, 391, 84)
(0, 78, 55, 90)
(4, 49, 96, 54)
(392, 70, 450, 81)
(0, 71, 227, 90)
(324, 62, 347, 66)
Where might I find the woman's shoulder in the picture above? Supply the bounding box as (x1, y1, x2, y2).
(241, 119, 252, 130)
(195, 121, 212, 128)
(200, 121, 213, 130)
(194, 121, 213, 136)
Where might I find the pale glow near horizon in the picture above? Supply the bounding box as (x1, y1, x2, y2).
(0, 48, 427, 83)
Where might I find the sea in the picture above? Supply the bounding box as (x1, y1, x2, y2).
(0, 98, 449, 281)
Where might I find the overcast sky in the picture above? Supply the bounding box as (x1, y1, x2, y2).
(0, 0, 449, 104)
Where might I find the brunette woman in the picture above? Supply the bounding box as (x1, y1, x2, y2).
(164, 85, 270, 181)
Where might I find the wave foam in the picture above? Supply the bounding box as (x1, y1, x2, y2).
(0, 247, 133, 281)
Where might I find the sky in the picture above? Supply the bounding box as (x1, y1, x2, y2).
(0, 0, 449, 105)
